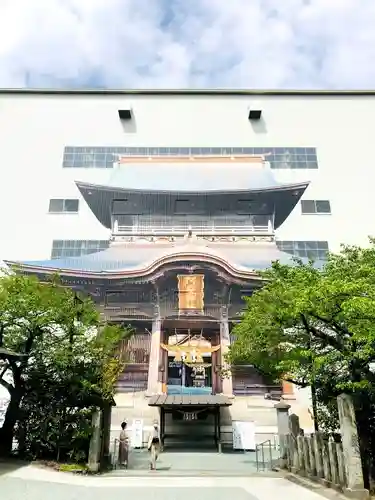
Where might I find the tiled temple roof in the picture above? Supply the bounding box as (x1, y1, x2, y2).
(95, 159, 289, 192)
(5, 240, 297, 278)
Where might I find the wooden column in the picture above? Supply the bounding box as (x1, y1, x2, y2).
(220, 313, 233, 396)
(211, 349, 216, 395)
(217, 407, 222, 453)
(160, 407, 165, 449)
(147, 315, 162, 395)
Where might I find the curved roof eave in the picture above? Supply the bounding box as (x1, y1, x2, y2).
(4, 252, 265, 282)
(76, 180, 309, 229)
(76, 180, 309, 196)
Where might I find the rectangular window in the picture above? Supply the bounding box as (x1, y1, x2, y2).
(174, 199, 203, 215)
(62, 146, 318, 169)
(49, 199, 79, 213)
(51, 240, 109, 259)
(276, 240, 329, 260)
(301, 200, 331, 214)
(236, 199, 254, 215)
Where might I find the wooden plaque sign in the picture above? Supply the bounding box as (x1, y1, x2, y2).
(177, 274, 204, 312)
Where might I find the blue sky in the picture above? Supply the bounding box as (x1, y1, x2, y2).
(1, 0, 375, 89)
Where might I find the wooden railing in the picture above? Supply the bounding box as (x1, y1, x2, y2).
(114, 224, 270, 236)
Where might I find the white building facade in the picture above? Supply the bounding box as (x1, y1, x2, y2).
(1, 89, 375, 441)
(0, 89, 374, 265)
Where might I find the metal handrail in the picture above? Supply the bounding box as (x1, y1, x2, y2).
(255, 439, 275, 472)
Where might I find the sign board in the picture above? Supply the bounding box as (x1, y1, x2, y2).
(177, 274, 204, 311)
(232, 421, 256, 451)
(131, 419, 144, 448)
(183, 412, 198, 421)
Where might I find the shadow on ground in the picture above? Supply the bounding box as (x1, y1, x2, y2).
(0, 459, 31, 477)
(108, 449, 280, 477)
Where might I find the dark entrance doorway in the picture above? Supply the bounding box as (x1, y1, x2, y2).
(167, 357, 213, 395)
(148, 394, 232, 451)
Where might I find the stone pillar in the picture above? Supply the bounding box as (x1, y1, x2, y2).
(147, 316, 162, 396)
(328, 440, 340, 487)
(308, 437, 316, 476)
(337, 394, 369, 499)
(313, 432, 324, 479)
(322, 439, 332, 484)
(297, 436, 306, 474)
(88, 409, 102, 472)
(289, 413, 301, 473)
(303, 437, 312, 476)
(101, 404, 112, 469)
(336, 442, 347, 488)
(274, 401, 291, 467)
(220, 314, 233, 395)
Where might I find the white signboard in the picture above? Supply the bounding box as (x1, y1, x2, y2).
(131, 419, 144, 448)
(232, 421, 256, 451)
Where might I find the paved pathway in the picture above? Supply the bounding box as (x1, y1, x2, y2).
(0, 463, 332, 500)
(108, 449, 276, 474)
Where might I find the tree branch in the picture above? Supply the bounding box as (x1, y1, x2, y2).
(310, 312, 353, 339)
(284, 377, 309, 388)
(0, 363, 9, 380)
(300, 313, 345, 352)
(0, 323, 5, 346)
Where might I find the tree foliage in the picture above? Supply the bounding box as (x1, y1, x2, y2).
(230, 240, 375, 394)
(229, 239, 375, 486)
(0, 271, 130, 457)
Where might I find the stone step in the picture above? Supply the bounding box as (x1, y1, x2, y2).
(163, 435, 217, 450)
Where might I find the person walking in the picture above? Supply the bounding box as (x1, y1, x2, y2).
(118, 421, 130, 469)
(147, 419, 161, 470)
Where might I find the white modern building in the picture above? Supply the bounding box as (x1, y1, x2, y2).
(0, 89, 374, 265)
(0, 89, 374, 447)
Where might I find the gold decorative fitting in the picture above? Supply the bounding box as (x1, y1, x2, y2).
(161, 330, 220, 364)
(177, 274, 204, 311)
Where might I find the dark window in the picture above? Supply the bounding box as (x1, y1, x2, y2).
(48, 199, 64, 212)
(118, 109, 132, 120)
(301, 200, 331, 214)
(51, 240, 109, 259)
(64, 199, 79, 212)
(112, 199, 128, 214)
(315, 200, 331, 213)
(301, 200, 315, 214)
(49, 199, 79, 213)
(236, 199, 253, 215)
(62, 146, 318, 169)
(276, 240, 329, 260)
(174, 199, 203, 215)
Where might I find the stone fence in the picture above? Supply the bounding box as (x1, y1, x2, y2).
(275, 394, 369, 500)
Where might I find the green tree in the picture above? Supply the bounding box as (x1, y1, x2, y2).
(0, 272, 128, 456)
(229, 240, 375, 484)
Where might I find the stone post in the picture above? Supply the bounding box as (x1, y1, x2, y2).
(303, 437, 312, 476)
(88, 409, 102, 473)
(220, 315, 233, 395)
(328, 440, 340, 487)
(147, 316, 162, 395)
(274, 401, 291, 467)
(307, 437, 316, 476)
(337, 394, 369, 500)
(297, 436, 306, 474)
(289, 413, 301, 473)
(100, 404, 112, 469)
(336, 442, 347, 488)
(321, 439, 332, 484)
(313, 432, 324, 479)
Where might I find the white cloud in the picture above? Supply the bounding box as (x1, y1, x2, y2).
(0, 0, 375, 88)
